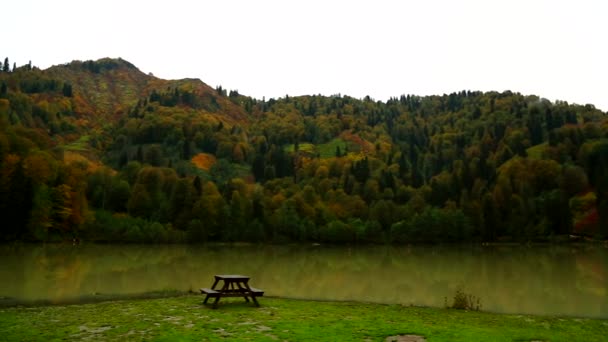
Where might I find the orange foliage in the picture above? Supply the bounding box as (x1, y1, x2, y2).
(328, 202, 348, 219)
(341, 131, 374, 154)
(63, 151, 104, 173)
(191, 153, 217, 171)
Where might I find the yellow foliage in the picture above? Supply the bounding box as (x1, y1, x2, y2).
(570, 191, 596, 213)
(269, 193, 286, 210)
(0, 99, 9, 115)
(23, 152, 56, 184)
(378, 141, 392, 154)
(345, 152, 367, 161)
(191, 153, 217, 171)
(315, 165, 329, 179)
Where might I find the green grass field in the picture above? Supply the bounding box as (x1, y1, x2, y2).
(284, 142, 316, 154)
(317, 138, 348, 158)
(1, 296, 606, 341)
(63, 135, 91, 151)
(285, 138, 349, 159)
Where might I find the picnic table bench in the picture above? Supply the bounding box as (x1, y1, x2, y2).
(201, 275, 264, 308)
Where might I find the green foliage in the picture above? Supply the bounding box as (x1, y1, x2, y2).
(321, 220, 355, 243)
(391, 207, 473, 243)
(84, 210, 185, 243)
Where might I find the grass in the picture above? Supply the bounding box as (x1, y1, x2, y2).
(526, 143, 547, 159)
(285, 142, 316, 154)
(284, 138, 349, 159)
(0, 296, 606, 341)
(317, 138, 348, 158)
(63, 134, 91, 151)
(284, 138, 351, 159)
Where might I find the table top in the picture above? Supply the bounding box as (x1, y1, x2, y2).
(215, 274, 250, 280)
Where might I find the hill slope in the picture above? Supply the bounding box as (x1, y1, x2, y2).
(0, 57, 607, 243)
(43, 58, 247, 126)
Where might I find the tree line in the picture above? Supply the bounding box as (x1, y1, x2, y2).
(1, 63, 607, 243)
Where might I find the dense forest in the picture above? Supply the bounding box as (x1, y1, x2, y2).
(1, 57, 607, 243)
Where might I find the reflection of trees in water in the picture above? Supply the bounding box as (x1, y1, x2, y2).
(0, 244, 606, 317)
(575, 247, 607, 317)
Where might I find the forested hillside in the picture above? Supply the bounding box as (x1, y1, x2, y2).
(1, 57, 607, 243)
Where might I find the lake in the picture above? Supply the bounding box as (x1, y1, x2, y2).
(0, 244, 606, 318)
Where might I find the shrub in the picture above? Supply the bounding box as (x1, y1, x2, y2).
(390, 207, 472, 243)
(321, 220, 355, 243)
(445, 287, 482, 311)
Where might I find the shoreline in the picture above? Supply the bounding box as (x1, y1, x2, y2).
(2, 291, 606, 320)
(1, 237, 607, 247)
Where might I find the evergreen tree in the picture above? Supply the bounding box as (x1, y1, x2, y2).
(193, 176, 202, 196)
(2, 58, 8, 72)
(62, 83, 73, 97)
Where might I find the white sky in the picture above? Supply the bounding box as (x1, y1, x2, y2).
(4, 0, 608, 111)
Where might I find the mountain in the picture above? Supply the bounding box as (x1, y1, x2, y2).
(0, 57, 607, 243)
(45, 58, 152, 122)
(42, 58, 248, 126)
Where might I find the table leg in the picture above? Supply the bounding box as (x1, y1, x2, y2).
(236, 282, 250, 302)
(212, 296, 220, 309)
(242, 282, 259, 307)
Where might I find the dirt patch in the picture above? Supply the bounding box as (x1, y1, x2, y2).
(385, 335, 426, 342)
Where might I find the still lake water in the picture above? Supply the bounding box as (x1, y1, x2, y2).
(0, 244, 606, 318)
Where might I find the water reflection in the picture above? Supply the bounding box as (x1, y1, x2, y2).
(0, 244, 606, 317)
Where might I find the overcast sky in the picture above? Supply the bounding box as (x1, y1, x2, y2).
(5, 0, 608, 111)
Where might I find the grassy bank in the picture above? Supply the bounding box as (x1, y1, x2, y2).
(0, 296, 606, 341)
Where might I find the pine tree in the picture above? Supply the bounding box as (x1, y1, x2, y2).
(2, 58, 8, 72)
(62, 83, 73, 97)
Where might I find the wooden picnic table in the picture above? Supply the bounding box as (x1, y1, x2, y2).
(200, 274, 264, 308)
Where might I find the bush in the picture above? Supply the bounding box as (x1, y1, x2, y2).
(390, 207, 472, 243)
(320, 220, 355, 243)
(84, 210, 179, 243)
(445, 287, 482, 311)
